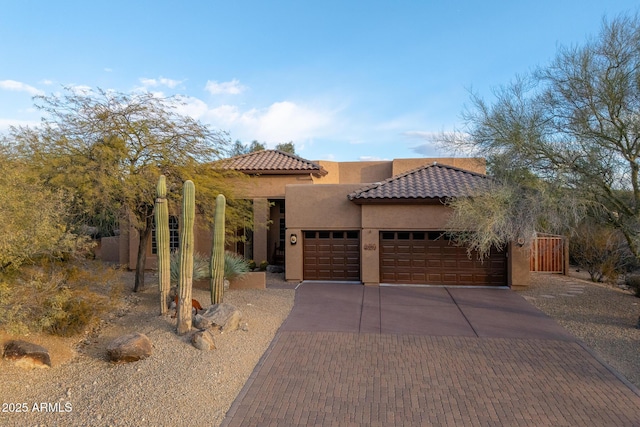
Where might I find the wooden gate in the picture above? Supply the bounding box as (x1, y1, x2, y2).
(530, 234, 566, 274)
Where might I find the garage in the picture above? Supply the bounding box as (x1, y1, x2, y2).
(303, 230, 360, 281)
(379, 231, 507, 286)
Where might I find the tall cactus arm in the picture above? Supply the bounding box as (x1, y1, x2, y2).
(177, 180, 195, 335)
(155, 175, 171, 315)
(210, 194, 226, 304)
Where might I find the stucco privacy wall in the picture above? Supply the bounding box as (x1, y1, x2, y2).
(230, 174, 313, 198)
(391, 157, 486, 175)
(314, 161, 393, 184)
(314, 158, 486, 185)
(285, 184, 364, 282)
(509, 245, 531, 286)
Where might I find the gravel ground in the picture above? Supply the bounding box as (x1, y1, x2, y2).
(2, 270, 638, 426)
(0, 272, 295, 427)
(516, 271, 640, 390)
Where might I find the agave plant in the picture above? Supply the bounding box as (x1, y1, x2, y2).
(170, 251, 210, 284)
(223, 251, 250, 281)
(169, 251, 249, 283)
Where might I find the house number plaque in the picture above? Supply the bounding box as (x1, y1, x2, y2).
(363, 243, 377, 250)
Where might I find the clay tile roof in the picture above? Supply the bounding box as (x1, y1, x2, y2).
(348, 163, 492, 203)
(219, 149, 327, 176)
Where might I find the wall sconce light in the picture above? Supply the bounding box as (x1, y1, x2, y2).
(290, 233, 298, 245)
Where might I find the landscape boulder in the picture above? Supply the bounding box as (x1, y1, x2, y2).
(106, 332, 152, 363)
(191, 329, 217, 351)
(193, 303, 243, 332)
(2, 340, 51, 369)
(266, 265, 284, 273)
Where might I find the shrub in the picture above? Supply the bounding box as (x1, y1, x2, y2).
(570, 221, 635, 283)
(248, 260, 256, 270)
(0, 260, 122, 336)
(0, 153, 90, 271)
(259, 260, 268, 271)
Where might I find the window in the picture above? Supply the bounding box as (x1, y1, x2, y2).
(152, 216, 179, 254)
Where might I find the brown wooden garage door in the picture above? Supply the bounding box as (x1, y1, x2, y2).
(380, 231, 507, 286)
(303, 231, 360, 281)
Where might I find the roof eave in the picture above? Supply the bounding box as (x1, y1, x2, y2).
(349, 197, 447, 205)
(235, 168, 327, 177)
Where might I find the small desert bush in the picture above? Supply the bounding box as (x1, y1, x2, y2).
(570, 221, 635, 283)
(0, 260, 123, 336)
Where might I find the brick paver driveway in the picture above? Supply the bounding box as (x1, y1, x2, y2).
(222, 283, 640, 426)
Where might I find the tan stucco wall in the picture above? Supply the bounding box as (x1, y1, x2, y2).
(313, 161, 341, 183)
(98, 236, 121, 263)
(286, 184, 364, 229)
(392, 158, 486, 175)
(509, 244, 531, 286)
(336, 161, 392, 184)
(229, 174, 314, 198)
(314, 158, 486, 185)
(361, 204, 453, 230)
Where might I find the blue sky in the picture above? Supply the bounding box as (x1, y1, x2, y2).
(0, 1, 637, 161)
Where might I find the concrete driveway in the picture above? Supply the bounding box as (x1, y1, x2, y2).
(222, 283, 640, 426)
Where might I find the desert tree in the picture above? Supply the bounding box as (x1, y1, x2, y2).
(275, 141, 296, 154)
(442, 13, 640, 262)
(0, 145, 86, 270)
(9, 87, 249, 291)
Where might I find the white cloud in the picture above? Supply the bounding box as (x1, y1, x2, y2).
(139, 76, 183, 89)
(67, 84, 93, 95)
(252, 101, 332, 143)
(174, 96, 213, 120)
(205, 79, 246, 95)
(358, 155, 387, 161)
(407, 130, 473, 157)
(178, 97, 337, 146)
(208, 104, 241, 124)
(0, 80, 44, 96)
(403, 130, 440, 141)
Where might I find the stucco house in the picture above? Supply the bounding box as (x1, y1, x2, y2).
(120, 150, 530, 287)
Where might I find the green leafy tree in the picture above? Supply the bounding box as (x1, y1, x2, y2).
(0, 147, 86, 270)
(229, 140, 266, 157)
(230, 140, 248, 157)
(275, 141, 296, 154)
(248, 140, 266, 152)
(10, 87, 249, 291)
(442, 13, 640, 263)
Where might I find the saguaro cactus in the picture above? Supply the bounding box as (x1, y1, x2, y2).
(177, 180, 195, 335)
(210, 194, 226, 304)
(155, 175, 170, 315)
